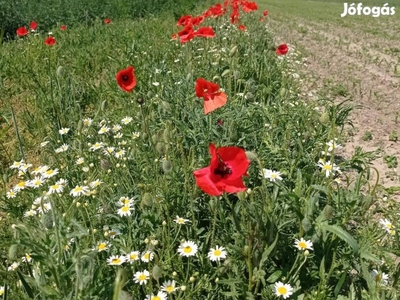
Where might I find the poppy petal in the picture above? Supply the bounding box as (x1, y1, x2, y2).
(204, 92, 227, 114)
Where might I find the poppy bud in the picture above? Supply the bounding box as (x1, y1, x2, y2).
(56, 65, 64, 77)
(155, 142, 165, 154)
(319, 112, 329, 124)
(147, 91, 153, 98)
(101, 100, 108, 112)
(245, 92, 254, 100)
(212, 75, 221, 82)
(3, 172, 9, 183)
(229, 45, 238, 57)
(160, 101, 171, 112)
(245, 151, 258, 161)
(76, 119, 83, 133)
(301, 218, 312, 232)
(8, 244, 18, 259)
(186, 72, 192, 82)
(100, 159, 111, 171)
(233, 70, 240, 80)
(221, 69, 231, 77)
(140, 192, 154, 208)
(41, 213, 54, 230)
(137, 98, 144, 105)
(280, 87, 287, 98)
(152, 265, 163, 281)
(163, 128, 171, 143)
(162, 160, 173, 173)
(321, 204, 335, 220)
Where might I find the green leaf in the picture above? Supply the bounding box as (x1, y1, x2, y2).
(16, 271, 34, 299)
(266, 270, 282, 283)
(319, 223, 359, 255)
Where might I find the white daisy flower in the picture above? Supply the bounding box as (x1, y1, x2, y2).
(141, 251, 154, 263)
(94, 241, 110, 252)
(126, 251, 140, 263)
(121, 117, 133, 125)
(317, 159, 339, 177)
(98, 126, 110, 135)
(7, 261, 20, 271)
(112, 124, 122, 132)
(175, 216, 190, 225)
(132, 132, 140, 139)
(76, 157, 85, 165)
(83, 118, 93, 126)
(6, 190, 17, 199)
(107, 255, 126, 266)
(59, 128, 70, 135)
(379, 218, 395, 235)
(89, 142, 104, 151)
(177, 241, 198, 257)
(161, 280, 177, 294)
(208, 245, 227, 262)
(145, 291, 168, 300)
(42, 168, 59, 179)
(48, 183, 64, 194)
(24, 210, 37, 217)
(294, 238, 313, 251)
(70, 185, 90, 197)
(26, 177, 45, 189)
(133, 270, 150, 285)
(273, 281, 293, 299)
(371, 269, 389, 285)
(117, 205, 133, 217)
(90, 179, 102, 188)
(118, 197, 134, 207)
(261, 169, 283, 182)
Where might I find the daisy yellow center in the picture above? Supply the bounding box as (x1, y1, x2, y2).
(75, 187, 83, 192)
(183, 246, 193, 253)
(143, 253, 150, 260)
(98, 243, 107, 250)
(214, 249, 222, 256)
(52, 184, 59, 189)
(152, 297, 161, 300)
(298, 241, 307, 249)
(375, 274, 381, 282)
(385, 223, 393, 229)
(323, 164, 332, 171)
(271, 174, 277, 178)
(130, 254, 138, 260)
(123, 200, 130, 205)
(122, 206, 129, 212)
(166, 286, 174, 293)
(45, 170, 54, 175)
(26, 254, 31, 260)
(278, 286, 287, 295)
(138, 274, 147, 281)
(112, 258, 120, 264)
(17, 181, 26, 187)
(178, 219, 184, 224)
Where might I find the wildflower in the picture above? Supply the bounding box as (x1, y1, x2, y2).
(161, 280, 177, 294)
(195, 78, 227, 114)
(8, 262, 20, 271)
(56, 178, 68, 186)
(193, 143, 250, 196)
(60, 25, 67, 31)
(16, 27, 29, 37)
(116, 66, 136, 92)
(141, 251, 154, 262)
(133, 270, 150, 285)
(70, 185, 90, 197)
(317, 159, 339, 177)
(42, 168, 59, 178)
(178, 241, 198, 257)
(242, 1, 258, 12)
(0, 286, 4, 295)
(107, 255, 126, 266)
(90, 142, 104, 151)
(238, 24, 247, 31)
(24, 210, 37, 217)
(175, 216, 190, 224)
(112, 124, 122, 132)
(177, 24, 195, 43)
(263, 10, 269, 16)
(13, 181, 27, 191)
(22, 253, 32, 263)
(48, 183, 64, 194)
(276, 44, 289, 55)
(83, 118, 93, 126)
(40, 141, 50, 147)
(208, 245, 227, 262)
(194, 26, 215, 38)
(59, 128, 70, 135)
(104, 18, 111, 24)
(98, 126, 110, 134)
(108, 228, 121, 239)
(6, 190, 17, 199)
(121, 116, 133, 124)
(371, 269, 389, 285)
(103, 147, 115, 156)
(90, 179, 102, 188)
(45, 36, 56, 46)
(114, 149, 126, 158)
(132, 132, 140, 139)
(76, 157, 84, 165)
(379, 219, 395, 235)
(118, 196, 134, 206)
(261, 169, 283, 182)
(294, 238, 313, 251)
(274, 281, 293, 299)
(94, 241, 110, 252)
(145, 292, 168, 300)
(117, 205, 133, 217)
(55, 144, 69, 153)
(126, 251, 140, 263)
(326, 139, 342, 152)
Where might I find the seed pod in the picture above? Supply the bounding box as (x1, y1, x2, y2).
(41, 213, 54, 230)
(280, 87, 286, 98)
(212, 75, 221, 82)
(56, 65, 64, 77)
(140, 192, 154, 209)
(155, 142, 165, 154)
(8, 244, 18, 259)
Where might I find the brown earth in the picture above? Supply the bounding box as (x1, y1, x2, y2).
(267, 15, 400, 198)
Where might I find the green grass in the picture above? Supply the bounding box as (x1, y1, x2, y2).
(0, 1, 400, 299)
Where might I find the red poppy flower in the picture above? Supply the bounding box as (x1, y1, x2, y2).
(230, 9, 240, 24)
(238, 24, 246, 31)
(191, 15, 205, 26)
(44, 36, 56, 46)
(60, 25, 67, 31)
(276, 44, 288, 55)
(263, 10, 269, 16)
(193, 143, 250, 196)
(30, 21, 37, 31)
(194, 27, 215, 38)
(177, 15, 192, 27)
(195, 78, 227, 114)
(242, 1, 258, 13)
(171, 33, 178, 40)
(104, 18, 111, 24)
(16, 27, 28, 37)
(116, 66, 137, 92)
(178, 25, 195, 43)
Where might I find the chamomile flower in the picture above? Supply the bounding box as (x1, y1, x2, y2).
(59, 128, 70, 135)
(317, 159, 339, 177)
(274, 282, 293, 299)
(48, 183, 64, 194)
(27, 177, 45, 188)
(371, 269, 389, 285)
(175, 216, 190, 224)
(10, 160, 25, 169)
(133, 270, 150, 285)
(76, 157, 85, 165)
(0, 286, 4, 296)
(13, 181, 27, 191)
(98, 126, 110, 135)
(6, 190, 17, 199)
(145, 291, 168, 300)
(379, 218, 395, 235)
(117, 205, 133, 217)
(141, 251, 155, 263)
(121, 116, 133, 125)
(103, 147, 115, 156)
(112, 124, 122, 132)
(261, 169, 283, 182)
(42, 168, 59, 179)
(83, 118, 93, 126)
(94, 241, 110, 252)
(118, 197, 134, 206)
(107, 255, 126, 266)
(22, 253, 32, 263)
(90, 142, 104, 151)
(24, 209, 37, 217)
(294, 238, 313, 251)
(114, 149, 126, 158)
(178, 241, 198, 257)
(161, 280, 177, 294)
(90, 179, 103, 188)
(70, 185, 90, 197)
(326, 139, 342, 152)
(114, 132, 123, 139)
(126, 251, 140, 263)
(8, 261, 20, 271)
(208, 245, 227, 262)
(55, 144, 69, 153)
(107, 228, 121, 239)
(132, 132, 141, 139)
